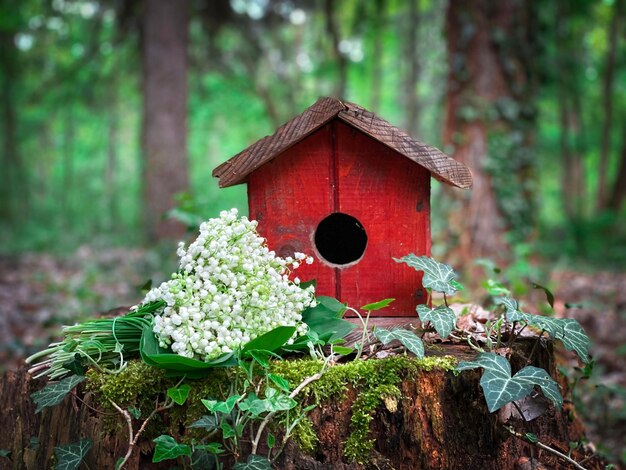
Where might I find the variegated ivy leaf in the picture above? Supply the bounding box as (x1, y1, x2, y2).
(393, 255, 460, 295)
(31, 375, 85, 413)
(416, 304, 456, 339)
(456, 352, 562, 412)
(374, 328, 424, 359)
(494, 297, 526, 322)
(554, 319, 591, 363)
(54, 438, 92, 470)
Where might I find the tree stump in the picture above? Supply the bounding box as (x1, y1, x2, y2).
(0, 341, 603, 470)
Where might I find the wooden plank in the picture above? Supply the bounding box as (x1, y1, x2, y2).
(247, 124, 337, 299)
(334, 121, 430, 317)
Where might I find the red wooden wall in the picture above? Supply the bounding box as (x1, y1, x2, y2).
(247, 120, 430, 316)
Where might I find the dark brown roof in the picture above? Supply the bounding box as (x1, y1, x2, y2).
(213, 97, 472, 189)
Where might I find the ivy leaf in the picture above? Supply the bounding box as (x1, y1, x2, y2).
(189, 415, 218, 431)
(233, 454, 273, 470)
(0, 449, 11, 459)
(393, 255, 459, 295)
(201, 394, 241, 414)
(374, 328, 424, 359)
(128, 406, 141, 419)
(555, 319, 591, 363)
(494, 297, 526, 322)
(456, 352, 562, 412)
(167, 383, 192, 405)
(54, 438, 92, 470)
(196, 442, 224, 454)
(267, 432, 276, 449)
(31, 375, 85, 413)
(152, 435, 191, 463)
(190, 449, 217, 470)
(360, 298, 395, 311)
(416, 304, 456, 338)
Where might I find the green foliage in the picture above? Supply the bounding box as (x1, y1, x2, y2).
(416, 305, 456, 339)
(30, 375, 85, 413)
(373, 328, 425, 359)
(53, 438, 92, 470)
(233, 455, 273, 470)
(167, 384, 192, 406)
(457, 353, 563, 412)
(152, 435, 192, 463)
(394, 255, 462, 295)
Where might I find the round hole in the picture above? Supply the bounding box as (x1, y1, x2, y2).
(314, 212, 367, 266)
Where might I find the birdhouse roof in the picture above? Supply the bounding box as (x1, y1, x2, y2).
(213, 97, 473, 189)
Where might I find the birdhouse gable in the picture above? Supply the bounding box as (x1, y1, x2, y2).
(212, 97, 473, 190)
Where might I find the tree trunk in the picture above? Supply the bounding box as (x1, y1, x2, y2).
(324, 0, 348, 99)
(596, 0, 623, 210)
(402, 0, 420, 137)
(443, 0, 537, 267)
(369, 0, 385, 113)
(0, 341, 604, 470)
(141, 0, 190, 242)
(607, 127, 626, 211)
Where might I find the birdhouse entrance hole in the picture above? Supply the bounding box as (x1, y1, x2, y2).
(314, 212, 367, 266)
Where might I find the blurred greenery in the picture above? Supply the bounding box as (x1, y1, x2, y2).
(0, 0, 623, 270)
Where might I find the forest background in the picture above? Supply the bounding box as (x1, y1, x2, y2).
(0, 0, 625, 464)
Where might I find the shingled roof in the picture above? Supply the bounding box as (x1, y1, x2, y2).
(212, 97, 473, 189)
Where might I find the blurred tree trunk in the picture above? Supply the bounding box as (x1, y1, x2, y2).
(0, 2, 23, 222)
(105, 85, 119, 231)
(403, 0, 420, 136)
(597, 0, 623, 210)
(556, 4, 586, 222)
(608, 127, 626, 211)
(141, 0, 189, 241)
(443, 0, 537, 267)
(61, 108, 75, 230)
(370, 0, 385, 112)
(324, 0, 347, 99)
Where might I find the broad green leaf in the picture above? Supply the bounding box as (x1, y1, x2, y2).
(167, 383, 192, 405)
(241, 326, 296, 356)
(268, 373, 291, 392)
(316, 296, 347, 316)
(266, 391, 297, 412)
(300, 301, 356, 343)
(189, 415, 217, 431)
(374, 328, 424, 359)
(152, 435, 191, 463)
(239, 394, 269, 416)
(140, 324, 237, 377)
(360, 298, 395, 311)
(54, 439, 92, 470)
(393, 255, 459, 295)
(416, 304, 456, 338)
(456, 352, 562, 412)
(248, 349, 272, 368)
(484, 279, 510, 297)
(190, 449, 217, 470)
(202, 394, 241, 414)
(494, 297, 524, 322)
(332, 345, 355, 355)
(31, 375, 85, 413)
(299, 279, 317, 290)
(233, 454, 273, 470)
(220, 422, 237, 439)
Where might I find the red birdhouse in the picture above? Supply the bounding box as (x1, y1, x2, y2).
(213, 97, 472, 317)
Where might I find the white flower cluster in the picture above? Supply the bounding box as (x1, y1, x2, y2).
(141, 208, 316, 361)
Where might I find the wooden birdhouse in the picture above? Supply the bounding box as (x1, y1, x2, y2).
(213, 97, 472, 317)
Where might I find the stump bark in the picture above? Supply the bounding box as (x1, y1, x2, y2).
(0, 342, 603, 470)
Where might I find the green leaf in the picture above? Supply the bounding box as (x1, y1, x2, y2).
(300, 301, 356, 344)
(393, 255, 459, 295)
(220, 422, 237, 439)
(152, 435, 191, 463)
(267, 432, 276, 449)
(189, 415, 218, 431)
(532, 282, 555, 309)
(202, 394, 241, 414)
(456, 353, 563, 412)
(233, 454, 273, 470)
(360, 298, 395, 311)
(190, 449, 217, 470)
(483, 279, 510, 297)
(299, 279, 317, 290)
(374, 328, 424, 359)
(128, 406, 141, 419)
(556, 319, 591, 363)
(266, 391, 297, 412)
(53, 438, 92, 470)
(316, 296, 347, 316)
(241, 326, 296, 356)
(31, 375, 85, 413)
(140, 324, 237, 376)
(167, 383, 192, 405)
(332, 345, 355, 355)
(196, 442, 224, 454)
(268, 373, 291, 392)
(239, 394, 269, 416)
(0, 449, 11, 459)
(416, 304, 456, 338)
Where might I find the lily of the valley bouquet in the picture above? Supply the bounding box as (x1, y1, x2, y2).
(27, 209, 316, 378)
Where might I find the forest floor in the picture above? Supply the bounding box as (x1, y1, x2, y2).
(0, 248, 624, 464)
